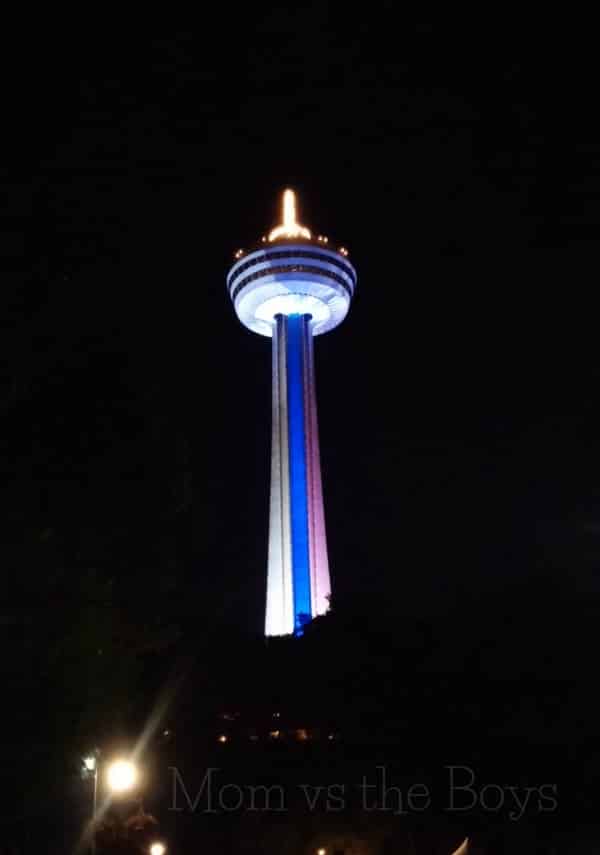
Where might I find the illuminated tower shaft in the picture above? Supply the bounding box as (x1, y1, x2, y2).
(227, 190, 356, 637)
(267, 313, 330, 635)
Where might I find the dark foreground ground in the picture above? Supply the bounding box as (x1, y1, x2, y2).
(2, 594, 598, 853)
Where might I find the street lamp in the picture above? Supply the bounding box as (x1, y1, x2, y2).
(82, 752, 100, 854)
(83, 755, 97, 773)
(83, 753, 140, 854)
(106, 759, 138, 794)
(150, 842, 167, 855)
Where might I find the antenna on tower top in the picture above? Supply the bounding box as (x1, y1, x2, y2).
(268, 189, 312, 242)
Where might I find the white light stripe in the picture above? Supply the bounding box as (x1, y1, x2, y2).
(302, 317, 319, 616)
(304, 322, 331, 616)
(265, 315, 294, 636)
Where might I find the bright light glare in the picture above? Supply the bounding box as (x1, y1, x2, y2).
(106, 759, 138, 793)
(150, 843, 167, 855)
(317, 849, 327, 855)
(268, 189, 311, 242)
(83, 755, 96, 772)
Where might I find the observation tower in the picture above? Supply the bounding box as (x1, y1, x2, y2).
(227, 190, 357, 636)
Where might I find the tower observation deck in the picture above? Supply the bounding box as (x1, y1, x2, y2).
(227, 190, 357, 636)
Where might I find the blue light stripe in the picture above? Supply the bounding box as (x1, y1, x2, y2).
(286, 314, 312, 632)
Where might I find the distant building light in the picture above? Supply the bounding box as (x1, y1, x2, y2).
(269, 730, 281, 739)
(218, 734, 228, 744)
(295, 728, 309, 741)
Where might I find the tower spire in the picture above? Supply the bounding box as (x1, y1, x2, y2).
(268, 189, 311, 242)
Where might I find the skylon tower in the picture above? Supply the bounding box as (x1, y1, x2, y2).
(227, 190, 356, 636)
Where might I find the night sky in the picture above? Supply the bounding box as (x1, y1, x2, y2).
(5, 20, 599, 630)
(2, 9, 600, 784)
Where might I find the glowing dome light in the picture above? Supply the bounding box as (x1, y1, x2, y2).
(254, 294, 331, 327)
(268, 189, 311, 242)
